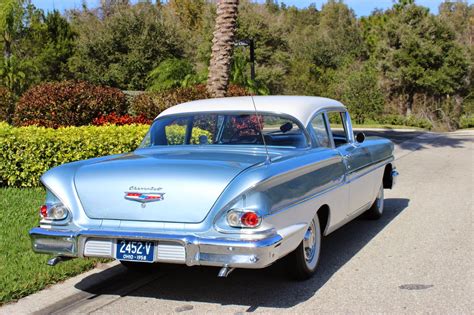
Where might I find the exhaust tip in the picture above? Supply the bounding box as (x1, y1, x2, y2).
(47, 256, 71, 266)
(218, 265, 235, 278)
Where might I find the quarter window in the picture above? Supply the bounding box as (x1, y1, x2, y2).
(311, 113, 331, 148)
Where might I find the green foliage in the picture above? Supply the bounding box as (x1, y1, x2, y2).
(0, 0, 470, 129)
(165, 124, 211, 144)
(147, 58, 197, 92)
(131, 84, 249, 120)
(0, 86, 13, 122)
(376, 114, 433, 129)
(333, 61, 384, 124)
(0, 187, 106, 305)
(376, 2, 470, 113)
(69, 3, 184, 90)
(13, 81, 127, 127)
(459, 114, 474, 129)
(0, 123, 149, 187)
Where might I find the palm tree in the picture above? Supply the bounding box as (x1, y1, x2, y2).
(207, 0, 239, 98)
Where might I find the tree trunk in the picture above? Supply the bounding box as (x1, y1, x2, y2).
(406, 92, 414, 116)
(207, 0, 239, 98)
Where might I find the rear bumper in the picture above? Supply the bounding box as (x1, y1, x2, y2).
(29, 227, 284, 269)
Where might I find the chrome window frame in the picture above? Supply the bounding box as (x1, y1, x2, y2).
(307, 107, 353, 149)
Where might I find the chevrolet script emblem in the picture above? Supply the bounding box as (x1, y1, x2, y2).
(124, 192, 165, 205)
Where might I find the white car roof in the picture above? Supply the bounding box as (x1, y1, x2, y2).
(157, 96, 346, 127)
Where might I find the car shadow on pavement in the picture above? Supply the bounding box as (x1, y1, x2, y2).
(363, 130, 468, 151)
(74, 198, 409, 311)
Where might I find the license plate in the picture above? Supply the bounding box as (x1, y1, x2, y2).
(116, 240, 155, 263)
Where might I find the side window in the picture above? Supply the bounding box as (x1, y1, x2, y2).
(327, 111, 349, 147)
(311, 113, 331, 148)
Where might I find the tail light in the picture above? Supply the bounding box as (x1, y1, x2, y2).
(39, 203, 69, 220)
(226, 210, 261, 228)
(40, 189, 70, 221)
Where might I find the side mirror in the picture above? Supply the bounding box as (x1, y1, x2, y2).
(355, 132, 365, 143)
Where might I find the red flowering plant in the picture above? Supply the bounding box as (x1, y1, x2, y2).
(92, 112, 152, 126)
(231, 114, 265, 136)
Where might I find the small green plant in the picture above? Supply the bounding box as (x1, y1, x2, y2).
(146, 58, 199, 92)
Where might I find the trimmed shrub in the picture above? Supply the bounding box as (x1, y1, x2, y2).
(0, 123, 214, 187)
(92, 113, 152, 126)
(131, 84, 250, 120)
(459, 115, 474, 129)
(0, 123, 148, 187)
(165, 125, 212, 145)
(0, 87, 14, 123)
(13, 81, 127, 128)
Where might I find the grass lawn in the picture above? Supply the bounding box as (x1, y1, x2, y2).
(0, 188, 103, 305)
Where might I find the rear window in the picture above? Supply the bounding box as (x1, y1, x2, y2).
(141, 112, 309, 148)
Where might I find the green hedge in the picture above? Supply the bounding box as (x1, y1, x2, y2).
(0, 123, 214, 187)
(0, 123, 149, 187)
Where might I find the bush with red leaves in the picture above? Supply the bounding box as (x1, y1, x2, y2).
(14, 81, 127, 128)
(92, 112, 151, 126)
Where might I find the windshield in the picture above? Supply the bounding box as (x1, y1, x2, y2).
(140, 112, 308, 148)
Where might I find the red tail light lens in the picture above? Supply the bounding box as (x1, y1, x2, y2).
(40, 205, 48, 218)
(240, 212, 261, 227)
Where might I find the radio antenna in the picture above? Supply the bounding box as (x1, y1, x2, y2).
(250, 95, 271, 165)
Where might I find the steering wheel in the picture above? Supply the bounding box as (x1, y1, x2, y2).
(228, 127, 262, 144)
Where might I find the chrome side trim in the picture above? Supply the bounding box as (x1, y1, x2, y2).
(347, 157, 394, 183)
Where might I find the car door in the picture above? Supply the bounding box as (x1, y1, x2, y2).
(309, 112, 349, 226)
(325, 111, 373, 216)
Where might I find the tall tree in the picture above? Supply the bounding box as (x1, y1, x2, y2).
(378, 1, 469, 115)
(207, 0, 239, 97)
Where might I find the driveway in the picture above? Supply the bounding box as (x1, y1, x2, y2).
(2, 129, 472, 314)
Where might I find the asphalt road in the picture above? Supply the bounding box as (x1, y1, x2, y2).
(2, 129, 472, 314)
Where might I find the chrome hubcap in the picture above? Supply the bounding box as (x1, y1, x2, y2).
(303, 221, 317, 263)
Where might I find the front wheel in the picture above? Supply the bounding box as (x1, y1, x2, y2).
(364, 184, 384, 220)
(286, 215, 322, 280)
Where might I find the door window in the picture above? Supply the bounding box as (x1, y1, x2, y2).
(327, 111, 349, 147)
(310, 113, 331, 148)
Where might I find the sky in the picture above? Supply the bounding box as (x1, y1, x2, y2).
(31, 0, 473, 17)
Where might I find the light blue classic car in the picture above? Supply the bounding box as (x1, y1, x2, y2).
(29, 96, 398, 279)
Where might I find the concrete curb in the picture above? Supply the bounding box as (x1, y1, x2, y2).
(0, 261, 124, 314)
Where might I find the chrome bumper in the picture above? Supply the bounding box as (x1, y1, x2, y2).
(29, 227, 283, 269)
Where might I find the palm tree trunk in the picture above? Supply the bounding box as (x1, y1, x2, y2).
(207, 0, 239, 98)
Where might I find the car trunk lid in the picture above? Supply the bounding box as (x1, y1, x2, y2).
(74, 148, 266, 223)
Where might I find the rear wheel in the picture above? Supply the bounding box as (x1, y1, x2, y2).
(287, 215, 321, 280)
(364, 184, 384, 220)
